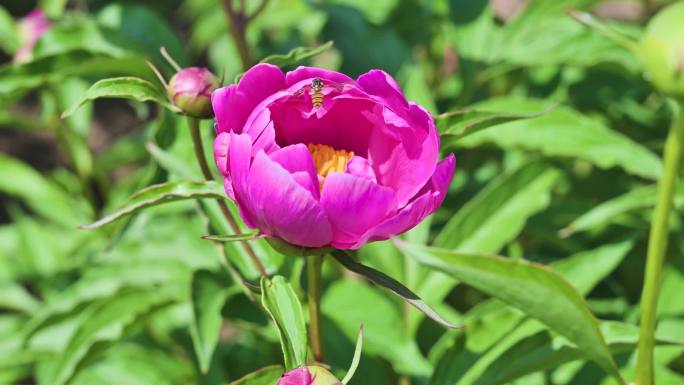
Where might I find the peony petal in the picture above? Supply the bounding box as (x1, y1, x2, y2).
(226, 133, 258, 228)
(349, 154, 456, 248)
(320, 173, 397, 248)
(367, 101, 440, 208)
(285, 66, 355, 87)
(278, 367, 311, 385)
(356, 69, 408, 115)
(245, 152, 332, 247)
(345, 155, 377, 183)
(269, 144, 321, 198)
(213, 132, 230, 176)
(212, 63, 285, 134)
(269, 96, 377, 156)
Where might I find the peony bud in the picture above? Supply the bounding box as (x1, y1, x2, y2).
(13, 10, 52, 63)
(637, 2, 684, 97)
(277, 366, 342, 385)
(167, 67, 219, 119)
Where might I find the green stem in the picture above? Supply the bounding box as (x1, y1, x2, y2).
(188, 118, 267, 277)
(635, 100, 684, 385)
(307, 255, 324, 362)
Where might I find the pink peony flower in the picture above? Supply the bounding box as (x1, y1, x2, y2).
(13, 10, 52, 64)
(278, 366, 341, 385)
(212, 64, 455, 249)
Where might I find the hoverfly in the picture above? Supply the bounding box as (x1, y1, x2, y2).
(292, 78, 353, 109)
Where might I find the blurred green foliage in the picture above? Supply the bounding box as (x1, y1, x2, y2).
(1, 1, 684, 385)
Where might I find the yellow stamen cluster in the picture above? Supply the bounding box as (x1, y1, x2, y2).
(307, 143, 354, 178)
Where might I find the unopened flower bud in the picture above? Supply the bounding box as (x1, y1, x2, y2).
(167, 67, 219, 119)
(637, 2, 684, 97)
(277, 366, 341, 385)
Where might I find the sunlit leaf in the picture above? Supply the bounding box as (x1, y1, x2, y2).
(81, 180, 225, 229)
(260, 276, 307, 370)
(398, 241, 625, 384)
(260, 41, 334, 67)
(61, 77, 177, 118)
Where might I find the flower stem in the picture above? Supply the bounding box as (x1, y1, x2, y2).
(635, 100, 684, 385)
(188, 117, 267, 277)
(307, 254, 324, 362)
(221, 0, 253, 70)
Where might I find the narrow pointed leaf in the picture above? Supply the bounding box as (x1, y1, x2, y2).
(81, 180, 226, 229)
(260, 41, 334, 67)
(260, 276, 308, 369)
(455, 98, 662, 180)
(62, 76, 178, 118)
(342, 325, 364, 385)
(397, 242, 624, 384)
(331, 250, 460, 329)
(437, 105, 555, 139)
(201, 231, 260, 242)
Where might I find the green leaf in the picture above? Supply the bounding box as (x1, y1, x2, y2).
(437, 105, 555, 139)
(454, 98, 663, 180)
(0, 153, 86, 226)
(399, 64, 437, 115)
(322, 280, 432, 376)
(260, 41, 334, 67)
(201, 231, 260, 242)
(0, 52, 152, 105)
(552, 240, 634, 295)
(398, 242, 624, 384)
(32, 18, 131, 59)
(39, 0, 68, 18)
(427, 241, 634, 385)
(145, 141, 198, 179)
(189, 270, 233, 373)
(435, 161, 559, 251)
(341, 325, 364, 385)
(62, 77, 177, 118)
(331, 250, 459, 329)
(560, 184, 684, 237)
(459, 321, 683, 385)
(44, 286, 183, 385)
(97, 3, 188, 67)
(228, 365, 284, 385)
(260, 276, 307, 370)
(0, 283, 41, 314)
(23, 260, 189, 340)
(0, 6, 18, 53)
(81, 180, 226, 229)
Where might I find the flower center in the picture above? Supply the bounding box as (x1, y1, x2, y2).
(307, 143, 354, 178)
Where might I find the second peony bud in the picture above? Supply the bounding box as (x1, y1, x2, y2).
(167, 67, 219, 119)
(277, 366, 342, 385)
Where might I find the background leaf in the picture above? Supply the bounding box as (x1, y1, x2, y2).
(398, 242, 624, 384)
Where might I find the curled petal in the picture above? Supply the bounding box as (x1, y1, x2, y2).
(213, 132, 230, 176)
(357, 69, 408, 115)
(285, 66, 355, 87)
(320, 173, 397, 248)
(269, 144, 321, 198)
(368, 123, 439, 208)
(351, 154, 456, 248)
(245, 152, 332, 247)
(226, 133, 258, 228)
(345, 156, 377, 183)
(212, 63, 285, 134)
